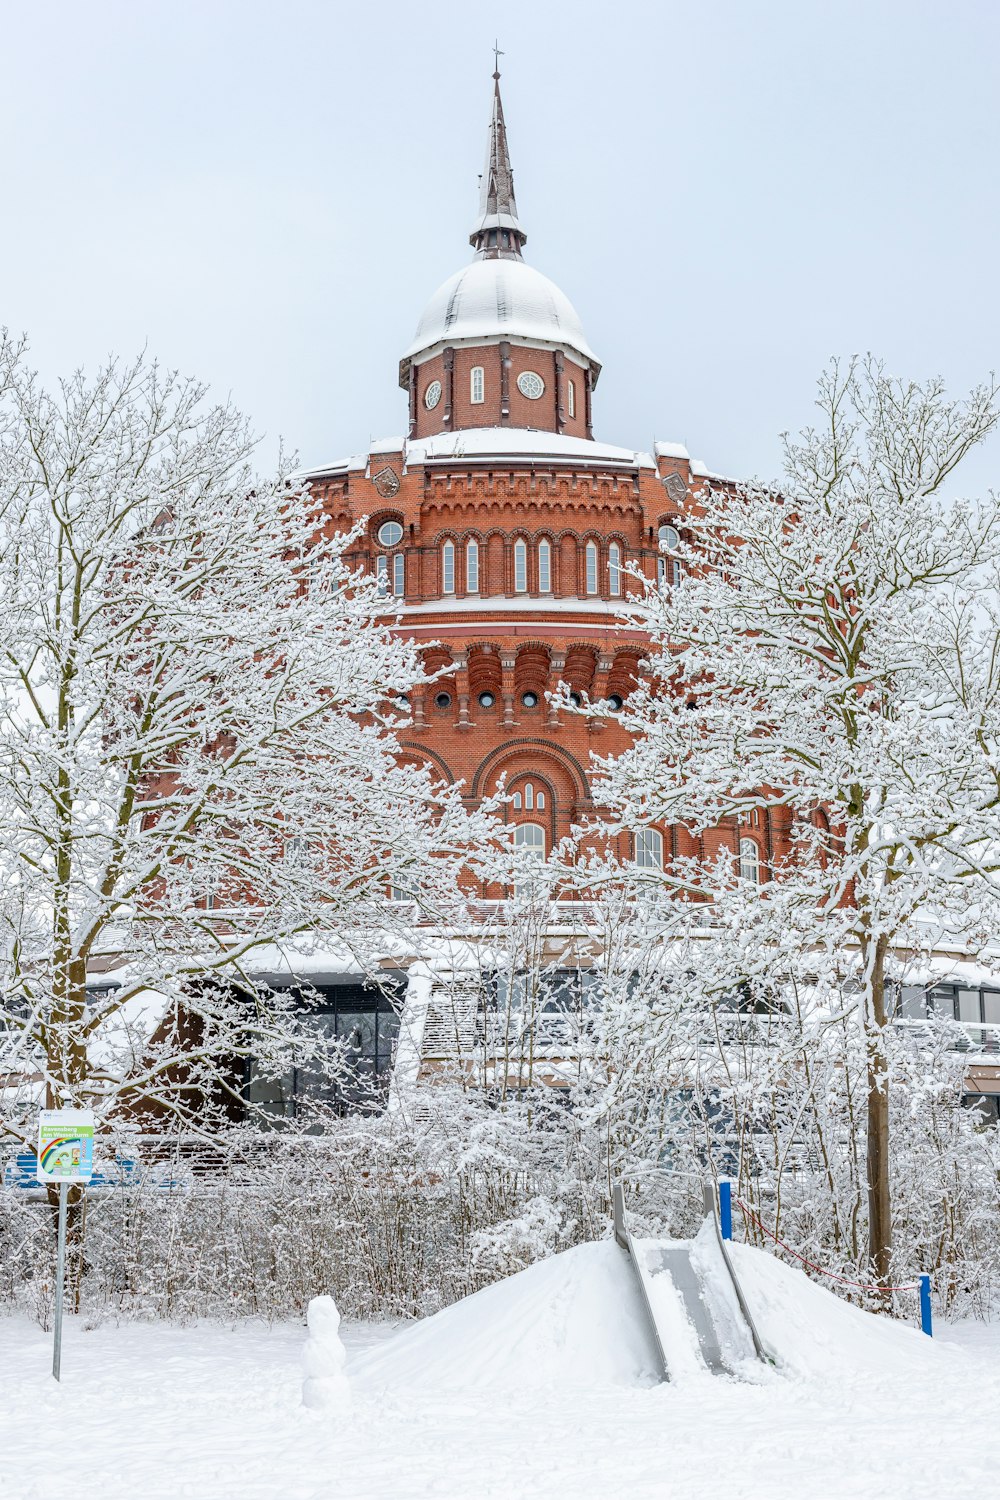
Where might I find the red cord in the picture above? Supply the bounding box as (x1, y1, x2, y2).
(734, 1197, 921, 1292)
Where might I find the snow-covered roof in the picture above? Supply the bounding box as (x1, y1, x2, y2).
(406, 427, 653, 469)
(295, 428, 656, 480)
(402, 259, 599, 373)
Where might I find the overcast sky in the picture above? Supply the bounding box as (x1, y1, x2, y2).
(2, 0, 997, 491)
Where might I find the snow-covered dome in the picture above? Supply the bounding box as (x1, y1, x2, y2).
(402, 258, 599, 372)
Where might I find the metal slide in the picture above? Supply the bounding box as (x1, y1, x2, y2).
(612, 1182, 768, 1380)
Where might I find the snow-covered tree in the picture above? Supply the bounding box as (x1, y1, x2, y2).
(591, 358, 1000, 1285)
(0, 334, 485, 1152)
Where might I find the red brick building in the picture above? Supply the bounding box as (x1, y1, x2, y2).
(299, 71, 786, 888)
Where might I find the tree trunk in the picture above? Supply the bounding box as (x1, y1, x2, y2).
(865, 938, 892, 1291)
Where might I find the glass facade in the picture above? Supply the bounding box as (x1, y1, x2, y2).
(245, 980, 401, 1121)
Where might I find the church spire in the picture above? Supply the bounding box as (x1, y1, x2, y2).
(469, 55, 527, 261)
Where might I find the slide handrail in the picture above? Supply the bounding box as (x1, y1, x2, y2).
(612, 1183, 671, 1382)
(701, 1183, 771, 1364)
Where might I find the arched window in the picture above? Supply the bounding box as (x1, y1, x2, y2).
(441, 540, 455, 594)
(514, 823, 546, 857)
(376, 555, 388, 597)
(537, 538, 552, 593)
(466, 538, 479, 593)
(608, 541, 622, 597)
(739, 838, 760, 884)
(513, 781, 546, 812)
(513, 821, 546, 895)
(658, 522, 681, 589)
(567, 378, 575, 419)
(635, 829, 663, 869)
(471, 366, 485, 404)
(392, 553, 405, 596)
(585, 540, 599, 595)
(514, 537, 528, 593)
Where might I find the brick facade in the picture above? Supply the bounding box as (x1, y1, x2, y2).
(297, 72, 788, 894)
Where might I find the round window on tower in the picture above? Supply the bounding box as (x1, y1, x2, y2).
(658, 523, 681, 551)
(377, 520, 403, 548)
(478, 691, 496, 709)
(521, 691, 539, 708)
(516, 371, 545, 400)
(434, 691, 452, 710)
(424, 380, 443, 411)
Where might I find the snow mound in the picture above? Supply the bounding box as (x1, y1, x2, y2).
(350, 1240, 661, 1393)
(729, 1242, 950, 1380)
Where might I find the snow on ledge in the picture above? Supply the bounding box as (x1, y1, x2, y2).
(406, 428, 654, 469)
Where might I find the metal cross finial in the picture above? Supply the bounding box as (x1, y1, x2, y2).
(492, 40, 504, 80)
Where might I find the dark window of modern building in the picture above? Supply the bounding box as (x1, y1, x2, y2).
(245, 978, 402, 1122)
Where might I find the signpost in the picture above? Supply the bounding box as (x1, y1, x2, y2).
(36, 1109, 95, 1380)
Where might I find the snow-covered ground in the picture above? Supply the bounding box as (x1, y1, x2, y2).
(1, 1240, 997, 1500)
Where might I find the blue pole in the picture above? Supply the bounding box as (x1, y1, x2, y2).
(919, 1275, 932, 1337)
(719, 1180, 733, 1240)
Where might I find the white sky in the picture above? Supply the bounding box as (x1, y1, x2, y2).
(2, 0, 998, 492)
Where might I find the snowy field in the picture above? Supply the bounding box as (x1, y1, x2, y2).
(1, 1239, 998, 1500)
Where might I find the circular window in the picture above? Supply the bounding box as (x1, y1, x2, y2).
(434, 691, 452, 710)
(424, 380, 443, 411)
(377, 520, 403, 548)
(516, 371, 545, 400)
(569, 691, 583, 708)
(521, 691, 539, 708)
(478, 691, 496, 709)
(658, 523, 681, 550)
(607, 694, 624, 712)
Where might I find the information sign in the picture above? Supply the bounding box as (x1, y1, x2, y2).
(36, 1109, 95, 1184)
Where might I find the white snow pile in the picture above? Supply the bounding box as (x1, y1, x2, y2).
(728, 1239, 948, 1380)
(350, 1240, 662, 1393)
(351, 1229, 950, 1399)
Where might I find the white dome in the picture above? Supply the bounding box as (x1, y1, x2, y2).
(402, 258, 599, 370)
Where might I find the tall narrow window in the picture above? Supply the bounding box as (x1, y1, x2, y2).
(470, 366, 485, 404)
(608, 541, 622, 596)
(657, 556, 680, 588)
(567, 378, 575, 418)
(466, 538, 479, 593)
(441, 540, 455, 594)
(514, 537, 528, 593)
(585, 540, 599, 595)
(392, 553, 405, 596)
(376, 555, 388, 597)
(538, 538, 551, 593)
(739, 838, 760, 884)
(514, 823, 546, 859)
(512, 821, 546, 894)
(635, 829, 663, 869)
(524, 782, 534, 810)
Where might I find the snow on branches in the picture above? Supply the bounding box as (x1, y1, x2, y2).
(591, 357, 1000, 1282)
(0, 335, 490, 1142)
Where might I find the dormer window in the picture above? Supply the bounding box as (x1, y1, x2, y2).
(471, 366, 485, 404)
